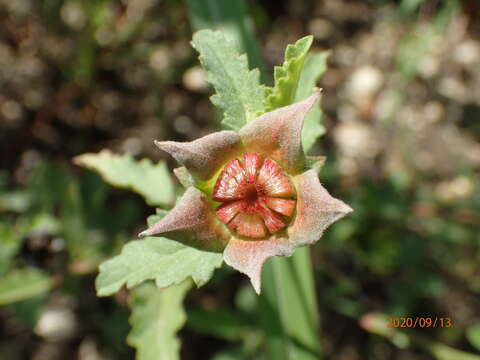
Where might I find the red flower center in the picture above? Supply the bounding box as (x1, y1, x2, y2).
(213, 153, 296, 238)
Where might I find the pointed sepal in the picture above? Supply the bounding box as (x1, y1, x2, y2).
(223, 237, 293, 294)
(239, 91, 321, 175)
(139, 187, 231, 252)
(155, 131, 243, 181)
(288, 169, 353, 247)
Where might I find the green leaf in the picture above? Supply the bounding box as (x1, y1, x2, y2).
(61, 179, 92, 263)
(264, 36, 313, 112)
(467, 324, 480, 352)
(212, 348, 253, 360)
(0, 190, 30, 212)
(187, 307, 251, 341)
(185, 0, 265, 75)
(0, 222, 23, 275)
(74, 150, 175, 207)
(295, 52, 329, 152)
(127, 281, 191, 360)
(428, 343, 480, 360)
(96, 236, 223, 297)
(191, 29, 264, 130)
(0, 268, 52, 305)
(7, 296, 47, 329)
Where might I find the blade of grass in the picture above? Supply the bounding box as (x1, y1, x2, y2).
(268, 249, 320, 360)
(258, 263, 288, 360)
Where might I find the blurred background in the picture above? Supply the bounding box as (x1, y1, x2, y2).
(1, 0, 479, 359)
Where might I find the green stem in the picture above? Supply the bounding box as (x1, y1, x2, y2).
(260, 248, 321, 360)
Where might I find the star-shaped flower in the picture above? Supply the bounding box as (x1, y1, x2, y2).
(139, 92, 352, 293)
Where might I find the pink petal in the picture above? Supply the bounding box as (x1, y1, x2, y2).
(213, 159, 246, 201)
(256, 158, 294, 197)
(264, 197, 296, 216)
(216, 200, 246, 224)
(223, 237, 293, 294)
(224, 158, 246, 185)
(138, 187, 231, 252)
(228, 213, 267, 238)
(155, 130, 243, 181)
(288, 170, 353, 247)
(239, 92, 321, 175)
(213, 171, 241, 201)
(242, 153, 262, 182)
(255, 201, 286, 234)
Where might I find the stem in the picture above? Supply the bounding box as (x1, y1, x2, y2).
(260, 248, 321, 360)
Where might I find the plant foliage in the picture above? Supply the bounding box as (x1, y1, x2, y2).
(74, 150, 175, 207)
(191, 30, 265, 130)
(127, 281, 191, 360)
(264, 36, 313, 111)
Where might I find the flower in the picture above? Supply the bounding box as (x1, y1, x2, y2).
(214, 153, 296, 238)
(139, 92, 352, 293)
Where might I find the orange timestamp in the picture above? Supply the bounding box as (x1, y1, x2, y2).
(387, 317, 453, 328)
